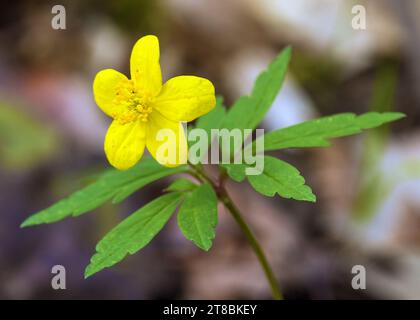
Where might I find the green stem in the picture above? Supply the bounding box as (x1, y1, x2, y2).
(219, 188, 283, 300)
(188, 163, 283, 300)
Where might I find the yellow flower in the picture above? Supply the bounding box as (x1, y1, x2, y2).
(93, 35, 216, 170)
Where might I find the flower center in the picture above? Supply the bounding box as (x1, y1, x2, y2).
(112, 81, 153, 124)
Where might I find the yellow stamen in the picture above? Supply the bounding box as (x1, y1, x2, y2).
(112, 80, 154, 124)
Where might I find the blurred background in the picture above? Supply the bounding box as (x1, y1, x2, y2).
(1, 0, 420, 299)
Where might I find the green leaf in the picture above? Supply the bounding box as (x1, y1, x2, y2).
(165, 178, 198, 192)
(21, 157, 187, 227)
(260, 112, 405, 151)
(223, 156, 315, 202)
(220, 163, 247, 182)
(223, 47, 291, 132)
(110, 163, 185, 204)
(248, 157, 315, 202)
(85, 192, 184, 278)
(177, 183, 218, 251)
(195, 96, 226, 146)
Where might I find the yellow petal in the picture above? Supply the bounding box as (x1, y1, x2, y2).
(93, 69, 129, 118)
(151, 76, 216, 122)
(146, 111, 188, 167)
(104, 120, 146, 170)
(130, 35, 162, 96)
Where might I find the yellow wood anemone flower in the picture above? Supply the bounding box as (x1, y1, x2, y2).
(93, 35, 216, 170)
